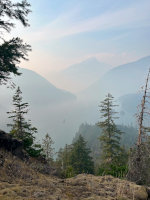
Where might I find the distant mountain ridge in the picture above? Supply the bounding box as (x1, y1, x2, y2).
(81, 55, 150, 101)
(1, 67, 76, 107)
(50, 57, 111, 93)
(14, 68, 76, 105)
(62, 57, 110, 75)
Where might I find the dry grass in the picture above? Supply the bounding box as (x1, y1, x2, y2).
(0, 150, 148, 200)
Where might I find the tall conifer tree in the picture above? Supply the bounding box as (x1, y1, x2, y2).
(97, 93, 122, 164)
(7, 86, 29, 139)
(7, 86, 41, 156)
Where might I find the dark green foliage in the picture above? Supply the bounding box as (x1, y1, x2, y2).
(27, 144, 43, 158)
(74, 123, 137, 169)
(7, 87, 30, 139)
(56, 136, 94, 178)
(97, 164, 128, 178)
(70, 135, 94, 175)
(97, 93, 123, 164)
(95, 94, 129, 177)
(0, 38, 31, 85)
(7, 86, 42, 157)
(97, 145, 128, 178)
(0, 0, 31, 32)
(0, 0, 31, 86)
(64, 166, 75, 178)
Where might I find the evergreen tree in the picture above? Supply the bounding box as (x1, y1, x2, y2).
(7, 86, 42, 157)
(97, 93, 122, 165)
(56, 136, 94, 177)
(42, 133, 54, 162)
(7, 87, 29, 139)
(0, 0, 31, 86)
(70, 135, 94, 174)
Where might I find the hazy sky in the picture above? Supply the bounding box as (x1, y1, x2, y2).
(10, 0, 150, 79)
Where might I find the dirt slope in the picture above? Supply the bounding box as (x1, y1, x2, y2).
(0, 150, 148, 200)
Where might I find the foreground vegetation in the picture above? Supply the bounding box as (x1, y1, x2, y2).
(0, 149, 148, 200)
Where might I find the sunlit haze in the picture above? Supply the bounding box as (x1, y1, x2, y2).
(7, 0, 150, 92)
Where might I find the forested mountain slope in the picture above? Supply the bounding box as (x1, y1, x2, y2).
(74, 123, 138, 159)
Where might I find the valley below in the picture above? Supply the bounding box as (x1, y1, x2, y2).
(1, 56, 150, 149)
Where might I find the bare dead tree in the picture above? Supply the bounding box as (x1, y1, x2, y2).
(127, 68, 150, 185)
(137, 68, 150, 146)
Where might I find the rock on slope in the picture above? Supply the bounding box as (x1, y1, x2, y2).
(0, 149, 148, 200)
(0, 130, 25, 159)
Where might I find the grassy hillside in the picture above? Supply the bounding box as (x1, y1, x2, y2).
(0, 149, 148, 200)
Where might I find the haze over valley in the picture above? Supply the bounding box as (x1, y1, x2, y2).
(1, 55, 149, 148)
